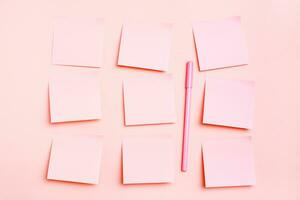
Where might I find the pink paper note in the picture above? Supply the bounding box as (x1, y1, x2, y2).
(47, 135, 103, 184)
(52, 17, 104, 67)
(193, 16, 249, 71)
(122, 135, 175, 184)
(202, 136, 256, 188)
(49, 67, 102, 123)
(203, 78, 255, 129)
(118, 22, 172, 71)
(123, 75, 176, 126)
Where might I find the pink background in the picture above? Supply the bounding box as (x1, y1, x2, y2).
(0, 0, 299, 199)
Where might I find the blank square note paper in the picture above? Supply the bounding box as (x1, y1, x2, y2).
(47, 135, 102, 184)
(123, 75, 176, 126)
(122, 135, 175, 184)
(202, 136, 256, 187)
(193, 16, 248, 71)
(52, 17, 104, 67)
(118, 22, 172, 71)
(49, 67, 102, 123)
(203, 78, 255, 129)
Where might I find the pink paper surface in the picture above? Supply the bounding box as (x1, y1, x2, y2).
(202, 136, 256, 188)
(52, 17, 104, 67)
(203, 78, 255, 129)
(123, 75, 176, 125)
(193, 16, 249, 71)
(122, 135, 175, 184)
(49, 67, 102, 123)
(118, 22, 172, 71)
(47, 135, 102, 184)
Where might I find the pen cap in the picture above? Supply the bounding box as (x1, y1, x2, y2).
(185, 61, 193, 88)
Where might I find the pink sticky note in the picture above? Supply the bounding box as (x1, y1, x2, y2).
(193, 16, 249, 71)
(122, 135, 175, 184)
(118, 22, 172, 71)
(49, 67, 102, 123)
(123, 75, 176, 126)
(52, 17, 104, 67)
(47, 135, 102, 184)
(203, 78, 255, 129)
(202, 136, 256, 188)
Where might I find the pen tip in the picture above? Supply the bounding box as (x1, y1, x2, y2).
(187, 61, 193, 67)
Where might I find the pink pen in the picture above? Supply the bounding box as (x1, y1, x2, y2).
(181, 61, 193, 172)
